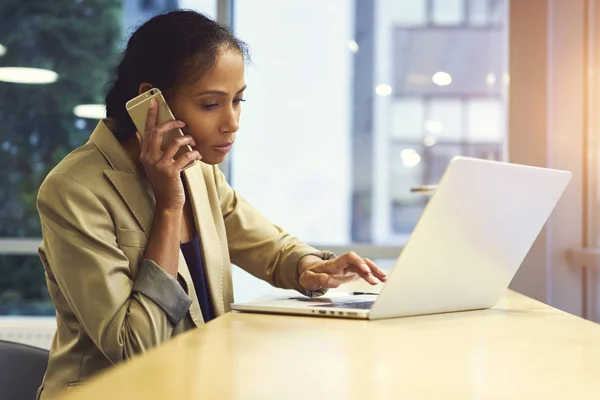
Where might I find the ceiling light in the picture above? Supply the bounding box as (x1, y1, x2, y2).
(432, 71, 452, 86)
(347, 39, 359, 53)
(401, 149, 421, 168)
(0, 67, 58, 84)
(0, 43, 6, 57)
(423, 136, 437, 147)
(486, 73, 496, 86)
(73, 104, 106, 119)
(375, 84, 392, 96)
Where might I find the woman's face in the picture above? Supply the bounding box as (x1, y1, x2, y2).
(168, 49, 246, 165)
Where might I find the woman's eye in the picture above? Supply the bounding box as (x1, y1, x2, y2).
(201, 98, 246, 110)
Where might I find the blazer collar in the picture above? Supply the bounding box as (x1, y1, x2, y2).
(90, 119, 139, 174)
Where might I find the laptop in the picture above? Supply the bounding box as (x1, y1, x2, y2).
(231, 157, 572, 320)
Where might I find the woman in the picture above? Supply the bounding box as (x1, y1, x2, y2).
(35, 10, 386, 399)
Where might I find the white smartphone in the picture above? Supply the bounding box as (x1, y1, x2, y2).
(126, 88, 196, 170)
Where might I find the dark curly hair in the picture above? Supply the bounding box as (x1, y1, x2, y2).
(105, 10, 248, 141)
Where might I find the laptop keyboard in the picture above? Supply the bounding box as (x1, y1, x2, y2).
(313, 301, 374, 310)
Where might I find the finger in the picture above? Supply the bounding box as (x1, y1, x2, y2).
(144, 97, 158, 137)
(327, 252, 371, 276)
(332, 273, 360, 283)
(364, 258, 388, 281)
(156, 119, 187, 135)
(149, 120, 186, 159)
(161, 135, 196, 161)
(143, 98, 159, 158)
(299, 270, 342, 291)
(322, 274, 342, 289)
(345, 265, 379, 285)
(340, 253, 383, 284)
(172, 150, 201, 170)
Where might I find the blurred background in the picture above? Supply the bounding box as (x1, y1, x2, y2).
(0, 0, 597, 348)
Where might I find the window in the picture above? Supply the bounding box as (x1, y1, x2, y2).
(390, 0, 427, 26)
(428, 99, 463, 141)
(232, 0, 507, 246)
(0, 0, 216, 316)
(140, 0, 156, 11)
(468, 0, 488, 26)
(466, 99, 504, 142)
(0, 0, 507, 314)
(232, 0, 355, 245)
(432, 0, 465, 25)
(391, 98, 424, 140)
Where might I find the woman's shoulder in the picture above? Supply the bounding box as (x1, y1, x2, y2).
(54, 142, 108, 175)
(38, 138, 111, 202)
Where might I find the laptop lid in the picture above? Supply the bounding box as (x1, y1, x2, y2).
(369, 157, 571, 320)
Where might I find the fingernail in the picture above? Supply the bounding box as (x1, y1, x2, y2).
(177, 120, 186, 126)
(150, 98, 156, 107)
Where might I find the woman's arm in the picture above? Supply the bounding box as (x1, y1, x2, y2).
(143, 207, 182, 279)
(213, 167, 334, 296)
(37, 173, 191, 364)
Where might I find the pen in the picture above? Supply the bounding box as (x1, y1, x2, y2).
(350, 292, 378, 295)
(410, 185, 437, 194)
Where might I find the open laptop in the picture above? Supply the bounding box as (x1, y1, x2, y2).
(231, 157, 572, 320)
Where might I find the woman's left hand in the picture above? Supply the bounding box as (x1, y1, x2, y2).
(298, 252, 388, 292)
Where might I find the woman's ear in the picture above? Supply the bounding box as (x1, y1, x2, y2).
(138, 82, 153, 95)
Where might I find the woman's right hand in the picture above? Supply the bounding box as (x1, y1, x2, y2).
(136, 98, 202, 211)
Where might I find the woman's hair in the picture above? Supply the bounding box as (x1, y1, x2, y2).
(105, 10, 248, 141)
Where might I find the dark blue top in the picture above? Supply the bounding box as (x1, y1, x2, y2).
(180, 235, 216, 322)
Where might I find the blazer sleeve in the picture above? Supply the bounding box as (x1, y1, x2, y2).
(214, 167, 335, 296)
(37, 173, 191, 365)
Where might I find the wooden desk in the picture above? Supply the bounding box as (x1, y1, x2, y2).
(63, 291, 600, 399)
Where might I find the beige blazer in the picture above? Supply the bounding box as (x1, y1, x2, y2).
(35, 120, 333, 399)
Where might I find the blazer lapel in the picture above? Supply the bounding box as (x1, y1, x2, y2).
(104, 170, 154, 235)
(183, 163, 227, 316)
(176, 249, 205, 327)
(90, 121, 154, 235)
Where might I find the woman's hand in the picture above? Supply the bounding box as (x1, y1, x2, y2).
(136, 97, 202, 211)
(298, 252, 388, 291)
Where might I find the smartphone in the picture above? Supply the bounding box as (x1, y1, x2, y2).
(126, 88, 196, 170)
